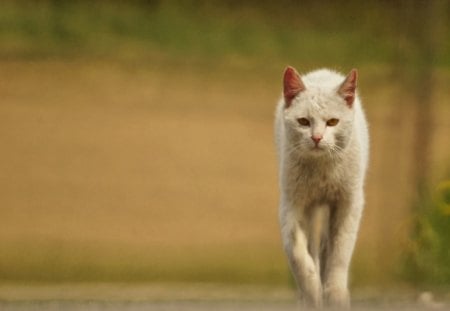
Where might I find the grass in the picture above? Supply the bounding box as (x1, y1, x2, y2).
(2, 1, 447, 68)
(401, 180, 450, 286)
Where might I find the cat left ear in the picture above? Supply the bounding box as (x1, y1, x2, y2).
(338, 69, 358, 107)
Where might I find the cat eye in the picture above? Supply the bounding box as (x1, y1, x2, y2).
(326, 118, 339, 126)
(297, 118, 310, 126)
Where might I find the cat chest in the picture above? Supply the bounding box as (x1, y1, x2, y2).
(289, 166, 348, 205)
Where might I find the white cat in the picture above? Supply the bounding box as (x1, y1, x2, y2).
(275, 67, 369, 309)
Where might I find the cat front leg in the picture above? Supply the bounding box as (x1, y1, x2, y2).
(323, 194, 364, 309)
(280, 211, 323, 309)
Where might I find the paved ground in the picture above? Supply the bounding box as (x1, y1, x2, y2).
(0, 300, 444, 311)
(0, 283, 447, 311)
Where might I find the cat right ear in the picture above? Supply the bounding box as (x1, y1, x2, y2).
(283, 66, 305, 108)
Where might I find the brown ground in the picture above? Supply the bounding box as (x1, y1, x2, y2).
(0, 59, 449, 284)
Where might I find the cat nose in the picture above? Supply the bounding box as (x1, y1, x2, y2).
(311, 135, 322, 144)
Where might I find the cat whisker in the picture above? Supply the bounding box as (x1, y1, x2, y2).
(285, 141, 306, 157)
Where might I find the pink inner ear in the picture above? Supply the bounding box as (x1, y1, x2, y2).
(283, 66, 305, 108)
(339, 69, 358, 107)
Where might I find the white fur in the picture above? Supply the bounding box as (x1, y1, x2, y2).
(275, 68, 369, 309)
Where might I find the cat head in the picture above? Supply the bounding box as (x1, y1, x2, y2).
(282, 66, 358, 157)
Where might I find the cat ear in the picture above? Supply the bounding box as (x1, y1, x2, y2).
(338, 69, 358, 107)
(283, 66, 305, 108)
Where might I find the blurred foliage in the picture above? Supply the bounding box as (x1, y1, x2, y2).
(0, 0, 448, 67)
(402, 179, 450, 285)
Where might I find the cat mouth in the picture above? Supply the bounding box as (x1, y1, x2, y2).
(310, 145, 326, 153)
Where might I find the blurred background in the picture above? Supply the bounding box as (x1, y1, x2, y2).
(0, 0, 449, 300)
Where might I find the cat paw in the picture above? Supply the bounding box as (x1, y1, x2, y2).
(324, 286, 350, 309)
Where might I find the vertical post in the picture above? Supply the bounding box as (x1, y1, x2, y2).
(395, 0, 444, 199)
(394, 0, 446, 285)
